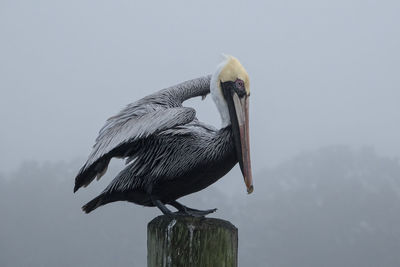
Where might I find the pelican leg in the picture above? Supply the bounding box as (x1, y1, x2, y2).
(152, 199, 174, 216)
(169, 200, 217, 217)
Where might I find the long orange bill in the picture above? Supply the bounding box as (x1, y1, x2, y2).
(232, 94, 253, 194)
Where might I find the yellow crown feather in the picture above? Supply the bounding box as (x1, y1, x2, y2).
(218, 55, 250, 95)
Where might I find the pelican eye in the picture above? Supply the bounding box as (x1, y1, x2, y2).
(235, 79, 245, 89)
(235, 79, 246, 97)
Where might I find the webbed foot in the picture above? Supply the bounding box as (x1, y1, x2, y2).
(170, 200, 217, 217)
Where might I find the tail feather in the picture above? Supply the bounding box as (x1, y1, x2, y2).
(82, 195, 105, 214)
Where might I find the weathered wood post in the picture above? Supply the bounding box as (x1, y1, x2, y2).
(147, 215, 238, 267)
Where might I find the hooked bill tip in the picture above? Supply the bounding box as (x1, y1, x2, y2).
(247, 185, 254, 194)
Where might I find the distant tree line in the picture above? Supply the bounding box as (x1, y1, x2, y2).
(1, 146, 399, 267)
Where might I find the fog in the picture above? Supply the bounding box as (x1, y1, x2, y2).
(1, 0, 399, 266)
(1, 147, 400, 266)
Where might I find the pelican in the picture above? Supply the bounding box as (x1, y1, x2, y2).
(74, 55, 253, 216)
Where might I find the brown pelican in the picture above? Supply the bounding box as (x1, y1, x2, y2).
(74, 55, 253, 216)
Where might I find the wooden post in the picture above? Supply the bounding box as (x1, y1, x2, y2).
(147, 215, 238, 267)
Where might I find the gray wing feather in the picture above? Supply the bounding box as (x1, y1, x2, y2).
(74, 75, 211, 192)
(87, 107, 196, 168)
(74, 107, 195, 191)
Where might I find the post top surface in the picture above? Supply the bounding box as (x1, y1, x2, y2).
(148, 215, 237, 231)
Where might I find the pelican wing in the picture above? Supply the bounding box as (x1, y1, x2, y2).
(74, 106, 196, 192)
(74, 75, 211, 192)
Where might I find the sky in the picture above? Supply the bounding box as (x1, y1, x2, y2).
(1, 0, 399, 174)
(1, 2, 400, 266)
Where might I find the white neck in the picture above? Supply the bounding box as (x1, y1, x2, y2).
(210, 63, 231, 128)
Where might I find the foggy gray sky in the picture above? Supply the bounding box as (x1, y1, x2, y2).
(1, 0, 399, 174)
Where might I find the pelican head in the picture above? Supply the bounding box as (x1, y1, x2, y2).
(211, 55, 253, 194)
